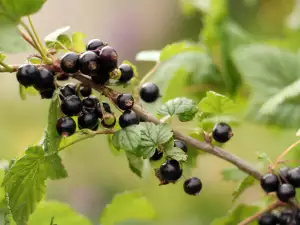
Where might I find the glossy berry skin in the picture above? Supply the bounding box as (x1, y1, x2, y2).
(184, 177, 202, 196)
(79, 85, 92, 97)
(40, 85, 56, 99)
(287, 167, 300, 187)
(258, 213, 279, 225)
(82, 96, 98, 109)
(174, 140, 188, 153)
(260, 173, 279, 193)
(279, 209, 294, 225)
(279, 167, 291, 184)
(119, 64, 134, 83)
(60, 83, 77, 99)
(79, 51, 100, 75)
(56, 116, 76, 137)
(34, 67, 54, 90)
(16, 64, 40, 87)
(159, 159, 182, 182)
(60, 52, 79, 73)
(61, 95, 82, 116)
(139, 83, 160, 103)
(276, 184, 296, 202)
(98, 46, 118, 71)
(212, 122, 233, 143)
(96, 102, 112, 119)
(86, 39, 105, 51)
(150, 149, 163, 161)
(78, 112, 99, 130)
(117, 94, 134, 110)
(101, 114, 116, 128)
(118, 110, 140, 128)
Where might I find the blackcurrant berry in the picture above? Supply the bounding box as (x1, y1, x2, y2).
(174, 140, 188, 153)
(91, 70, 110, 85)
(258, 213, 279, 225)
(279, 167, 291, 184)
(56, 116, 76, 137)
(276, 184, 296, 202)
(60, 83, 77, 99)
(159, 159, 182, 182)
(287, 167, 300, 187)
(78, 112, 99, 130)
(79, 51, 100, 75)
(119, 64, 134, 83)
(96, 102, 112, 119)
(61, 95, 82, 116)
(79, 84, 92, 97)
(56, 73, 69, 81)
(117, 94, 134, 110)
(139, 82, 160, 103)
(86, 39, 105, 51)
(279, 209, 294, 225)
(295, 210, 300, 223)
(34, 67, 54, 90)
(101, 113, 116, 128)
(40, 85, 56, 99)
(60, 52, 79, 73)
(16, 64, 40, 87)
(260, 173, 279, 193)
(119, 110, 140, 128)
(98, 46, 118, 71)
(212, 122, 233, 143)
(183, 177, 202, 196)
(150, 149, 163, 161)
(82, 96, 98, 109)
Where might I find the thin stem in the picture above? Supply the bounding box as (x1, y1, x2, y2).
(28, 16, 47, 54)
(19, 28, 38, 50)
(138, 63, 159, 86)
(272, 139, 300, 169)
(238, 201, 283, 225)
(0, 61, 13, 72)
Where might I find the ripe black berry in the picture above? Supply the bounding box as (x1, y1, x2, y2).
(117, 94, 134, 110)
(56, 116, 76, 137)
(276, 184, 296, 202)
(150, 149, 163, 161)
(82, 96, 98, 110)
(79, 84, 92, 97)
(86, 39, 105, 51)
(278, 209, 294, 225)
(212, 122, 233, 143)
(287, 167, 300, 187)
(159, 159, 182, 182)
(260, 173, 279, 193)
(78, 112, 99, 130)
(139, 82, 160, 103)
(40, 85, 56, 99)
(174, 140, 188, 153)
(79, 51, 100, 75)
(56, 73, 69, 81)
(16, 64, 40, 87)
(91, 70, 110, 85)
(34, 67, 54, 90)
(183, 177, 202, 196)
(60, 52, 79, 73)
(61, 95, 82, 116)
(258, 213, 279, 225)
(279, 167, 291, 184)
(96, 102, 112, 118)
(119, 64, 134, 83)
(98, 46, 118, 71)
(101, 113, 116, 128)
(118, 110, 140, 128)
(60, 83, 77, 99)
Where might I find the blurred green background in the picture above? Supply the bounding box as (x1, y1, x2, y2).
(1, 0, 300, 224)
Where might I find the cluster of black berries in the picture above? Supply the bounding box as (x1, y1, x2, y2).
(259, 208, 300, 225)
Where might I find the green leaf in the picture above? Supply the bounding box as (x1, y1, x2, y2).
(44, 154, 68, 180)
(199, 91, 235, 114)
(160, 41, 203, 62)
(18, 85, 39, 100)
(158, 97, 198, 121)
(72, 32, 86, 53)
(0, 53, 6, 61)
(2, 146, 47, 225)
(137, 123, 173, 158)
(100, 191, 156, 225)
(1, 0, 46, 17)
(232, 175, 256, 202)
(125, 152, 144, 178)
(44, 26, 70, 42)
(112, 125, 141, 153)
(165, 147, 187, 162)
(135, 50, 160, 62)
(221, 168, 248, 182)
(29, 57, 42, 64)
(19, 84, 26, 100)
(211, 203, 260, 225)
(25, 201, 90, 225)
(232, 44, 300, 128)
(43, 92, 62, 153)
